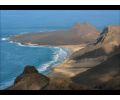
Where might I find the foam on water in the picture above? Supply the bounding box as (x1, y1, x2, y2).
(0, 39, 70, 90)
(3, 39, 70, 73)
(37, 47, 69, 72)
(9, 40, 69, 73)
(12, 41, 69, 73)
(1, 37, 8, 41)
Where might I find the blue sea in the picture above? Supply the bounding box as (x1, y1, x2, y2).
(0, 10, 120, 90)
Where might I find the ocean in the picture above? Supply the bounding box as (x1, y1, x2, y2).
(0, 10, 120, 90)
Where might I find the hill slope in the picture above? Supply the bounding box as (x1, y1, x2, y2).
(70, 25, 120, 90)
(9, 23, 99, 45)
(7, 25, 120, 90)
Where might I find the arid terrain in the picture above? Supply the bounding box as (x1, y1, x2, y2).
(9, 23, 99, 45)
(8, 24, 120, 90)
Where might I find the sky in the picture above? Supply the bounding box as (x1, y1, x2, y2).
(1, 10, 120, 30)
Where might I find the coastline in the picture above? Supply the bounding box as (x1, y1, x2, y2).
(11, 40, 86, 76)
(0, 38, 70, 90)
(8, 39, 86, 77)
(16, 42, 86, 77)
(8, 38, 86, 77)
(59, 44, 86, 54)
(47, 44, 86, 78)
(1, 37, 86, 90)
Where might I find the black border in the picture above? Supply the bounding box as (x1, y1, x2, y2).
(0, 5, 120, 10)
(0, 90, 120, 95)
(0, 5, 120, 95)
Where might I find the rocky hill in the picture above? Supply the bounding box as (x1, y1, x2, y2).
(9, 23, 99, 45)
(8, 25, 120, 90)
(70, 26, 120, 61)
(70, 25, 120, 90)
(8, 65, 49, 90)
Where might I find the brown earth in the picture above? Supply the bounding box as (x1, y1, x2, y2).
(8, 25, 120, 90)
(9, 23, 99, 45)
(8, 65, 49, 90)
(69, 25, 120, 90)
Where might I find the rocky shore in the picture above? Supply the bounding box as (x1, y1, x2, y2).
(7, 25, 120, 90)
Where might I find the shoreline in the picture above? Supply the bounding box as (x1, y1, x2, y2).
(47, 44, 86, 78)
(15, 42, 86, 77)
(1, 38, 86, 90)
(9, 40, 86, 77)
(11, 41, 86, 75)
(0, 39, 70, 90)
(8, 39, 86, 77)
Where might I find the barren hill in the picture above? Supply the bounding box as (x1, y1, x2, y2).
(70, 25, 120, 90)
(7, 25, 120, 90)
(70, 26, 120, 60)
(9, 23, 99, 45)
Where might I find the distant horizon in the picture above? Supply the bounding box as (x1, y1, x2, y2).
(1, 10, 120, 31)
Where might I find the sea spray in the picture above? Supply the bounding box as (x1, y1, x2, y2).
(8, 40, 70, 73)
(1, 37, 8, 41)
(37, 47, 70, 73)
(10, 41, 70, 74)
(0, 39, 70, 90)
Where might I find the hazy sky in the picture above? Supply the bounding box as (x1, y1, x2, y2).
(1, 10, 120, 30)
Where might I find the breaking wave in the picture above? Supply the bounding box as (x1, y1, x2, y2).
(37, 47, 69, 73)
(7, 40, 70, 73)
(1, 37, 8, 41)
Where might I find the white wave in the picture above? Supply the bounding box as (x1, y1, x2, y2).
(7, 39, 70, 73)
(8, 41, 43, 48)
(9, 41, 14, 43)
(9, 41, 63, 50)
(37, 47, 69, 73)
(16, 42, 40, 48)
(37, 60, 55, 72)
(16, 42, 26, 47)
(1, 37, 8, 41)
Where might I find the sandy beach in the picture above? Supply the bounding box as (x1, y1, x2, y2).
(9, 40, 87, 78)
(59, 44, 86, 54)
(48, 44, 86, 78)
(6, 26, 120, 90)
(19, 43, 87, 78)
(3, 10, 120, 90)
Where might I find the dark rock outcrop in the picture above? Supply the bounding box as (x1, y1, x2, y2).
(8, 65, 49, 90)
